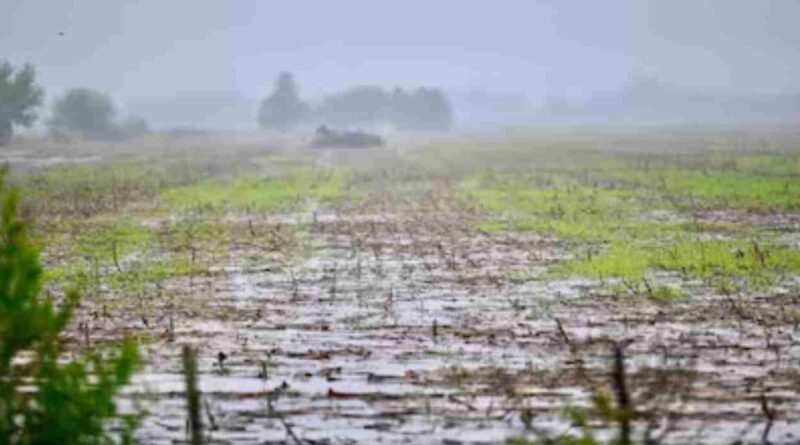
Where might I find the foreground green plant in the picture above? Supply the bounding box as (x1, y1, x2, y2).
(0, 170, 141, 444)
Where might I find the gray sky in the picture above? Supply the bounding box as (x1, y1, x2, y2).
(3, 0, 799, 104)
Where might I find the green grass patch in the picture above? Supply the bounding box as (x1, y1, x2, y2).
(160, 169, 348, 211)
(598, 157, 800, 210)
(75, 219, 154, 259)
(17, 161, 176, 218)
(461, 172, 674, 242)
(560, 243, 650, 281)
(723, 152, 800, 176)
(558, 238, 800, 290)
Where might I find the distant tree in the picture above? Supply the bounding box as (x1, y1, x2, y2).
(315, 85, 392, 128)
(116, 115, 150, 140)
(48, 88, 117, 141)
(391, 87, 453, 131)
(0, 60, 44, 146)
(312, 85, 454, 131)
(257, 72, 309, 132)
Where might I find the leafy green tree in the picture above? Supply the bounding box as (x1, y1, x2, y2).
(257, 72, 309, 132)
(48, 88, 117, 141)
(0, 168, 141, 444)
(0, 60, 44, 146)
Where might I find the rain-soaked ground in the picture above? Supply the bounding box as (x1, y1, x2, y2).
(75, 204, 798, 445)
(14, 134, 800, 444)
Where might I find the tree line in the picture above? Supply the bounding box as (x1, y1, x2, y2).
(1, 61, 455, 147)
(258, 72, 454, 132)
(0, 59, 149, 146)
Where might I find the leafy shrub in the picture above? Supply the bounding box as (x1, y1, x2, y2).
(0, 168, 141, 444)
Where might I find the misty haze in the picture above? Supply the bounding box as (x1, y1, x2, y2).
(1, 2, 800, 444)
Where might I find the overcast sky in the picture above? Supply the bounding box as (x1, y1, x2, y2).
(3, 0, 799, 104)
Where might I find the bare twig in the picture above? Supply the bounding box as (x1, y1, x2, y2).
(182, 346, 203, 445)
(613, 342, 633, 445)
(760, 393, 776, 445)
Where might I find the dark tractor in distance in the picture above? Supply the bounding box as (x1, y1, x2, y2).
(310, 125, 384, 149)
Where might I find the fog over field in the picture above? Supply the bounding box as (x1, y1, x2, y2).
(4, 3, 800, 444)
(3, 0, 799, 130)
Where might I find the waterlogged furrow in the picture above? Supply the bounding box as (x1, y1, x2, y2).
(83, 208, 800, 444)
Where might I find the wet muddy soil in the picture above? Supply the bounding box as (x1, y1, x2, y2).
(68, 206, 800, 444)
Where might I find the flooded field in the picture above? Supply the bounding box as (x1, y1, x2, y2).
(10, 129, 800, 444)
